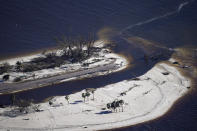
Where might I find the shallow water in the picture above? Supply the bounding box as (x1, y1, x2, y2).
(0, 0, 197, 130)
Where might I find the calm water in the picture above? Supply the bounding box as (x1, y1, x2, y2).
(0, 0, 197, 130)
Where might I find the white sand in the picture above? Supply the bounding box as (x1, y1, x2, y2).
(0, 61, 190, 131)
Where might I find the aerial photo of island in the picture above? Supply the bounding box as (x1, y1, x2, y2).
(0, 0, 197, 131)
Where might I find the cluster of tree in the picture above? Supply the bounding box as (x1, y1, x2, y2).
(0, 35, 98, 83)
(82, 92, 90, 102)
(55, 35, 95, 63)
(107, 99, 124, 112)
(82, 88, 96, 102)
(4, 35, 96, 74)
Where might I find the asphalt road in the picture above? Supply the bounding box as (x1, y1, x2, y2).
(0, 63, 119, 94)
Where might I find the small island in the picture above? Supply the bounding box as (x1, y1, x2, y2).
(0, 37, 128, 94)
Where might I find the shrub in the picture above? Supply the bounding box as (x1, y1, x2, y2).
(22, 63, 39, 72)
(3, 74, 10, 81)
(14, 77, 22, 82)
(0, 63, 11, 75)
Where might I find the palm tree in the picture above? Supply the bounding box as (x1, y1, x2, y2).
(91, 89, 96, 101)
(111, 101, 117, 112)
(85, 88, 96, 101)
(119, 100, 124, 112)
(86, 92, 90, 101)
(65, 95, 69, 104)
(107, 103, 111, 111)
(106, 100, 124, 112)
(16, 61, 22, 71)
(82, 93, 86, 102)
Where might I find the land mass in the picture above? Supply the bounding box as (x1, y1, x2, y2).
(0, 59, 191, 131)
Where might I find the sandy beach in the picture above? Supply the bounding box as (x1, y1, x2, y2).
(0, 59, 190, 131)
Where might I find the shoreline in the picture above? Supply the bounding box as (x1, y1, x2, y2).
(0, 45, 59, 62)
(0, 58, 191, 131)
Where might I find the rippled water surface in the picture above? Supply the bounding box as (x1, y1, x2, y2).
(0, 0, 197, 130)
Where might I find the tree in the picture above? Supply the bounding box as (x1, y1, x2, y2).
(115, 100, 120, 112)
(82, 93, 86, 102)
(86, 33, 95, 56)
(106, 99, 124, 112)
(85, 92, 90, 101)
(65, 95, 69, 104)
(16, 61, 22, 71)
(107, 103, 111, 111)
(111, 101, 117, 112)
(91, 89, 96, 101)
(55, 34, 96, 63)
(119, 100, 124, 112)
(3, 74, 9, 81)
(85, 88, 96, 101)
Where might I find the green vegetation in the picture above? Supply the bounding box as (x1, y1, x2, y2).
(107, 100, 124, 112)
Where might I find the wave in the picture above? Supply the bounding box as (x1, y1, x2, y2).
(178, 1, 190, 12)
(120, 1, 194, 34)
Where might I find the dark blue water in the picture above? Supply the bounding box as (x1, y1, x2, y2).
(0, 0, 197, 130)
(1, 0, 196, 57)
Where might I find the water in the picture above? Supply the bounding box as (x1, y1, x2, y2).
(0, 0, 197, 130)
(0, 0, 193, 57)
